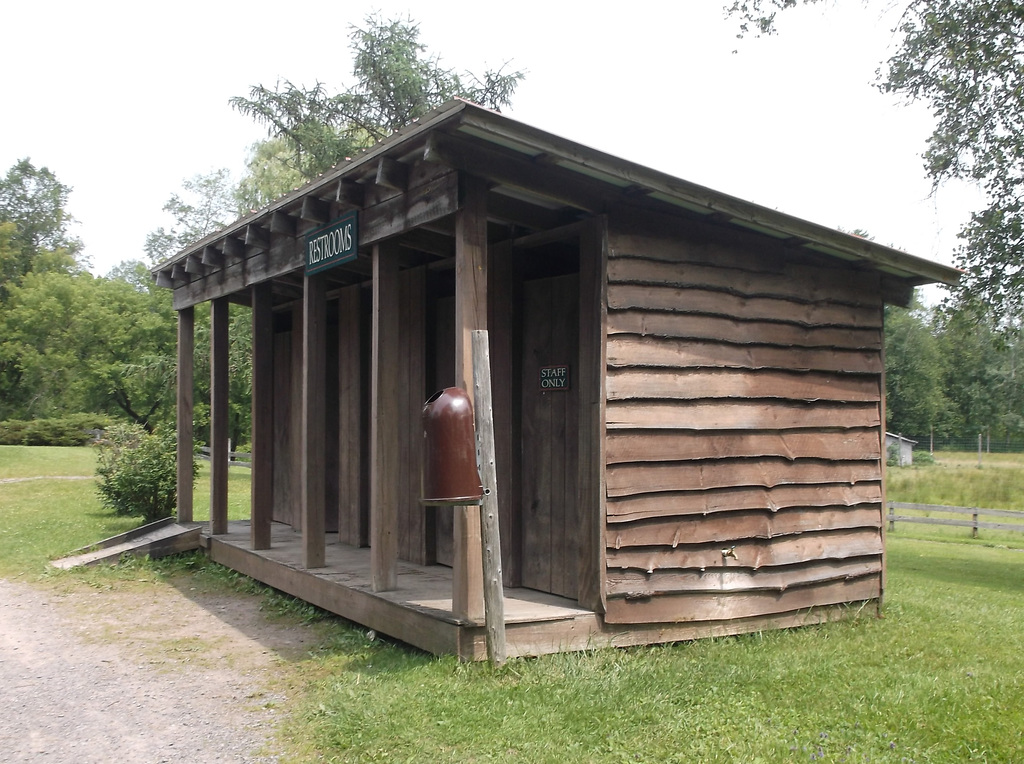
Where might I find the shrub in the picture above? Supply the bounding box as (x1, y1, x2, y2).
(911, 449, 937, 466)
(0, 414, 111, 446)
(95, 424, 195, 523)
(886, 442, 902, 467)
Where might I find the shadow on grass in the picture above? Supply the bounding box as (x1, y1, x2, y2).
(148, 552, 435, 672)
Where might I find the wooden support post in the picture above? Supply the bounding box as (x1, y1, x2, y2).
(472, 330, 506, 666)
(453, 174, 487, 624)
(577, 216, 607, 613)
(337, 284, 365, 547)
(371, 242, 399, 591)
(877, 326, 888, 613)
(176, 307, 194, 524)
(210, 298, 229, 535)
(251, 283, 273, 550)
(302, 274, 327, 569)
(888, 502, 895, 533)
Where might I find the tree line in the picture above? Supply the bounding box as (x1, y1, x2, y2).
(3, 8, 1023, 451)
(885, 300, 1024, 446)
(0, 16, 522, 448)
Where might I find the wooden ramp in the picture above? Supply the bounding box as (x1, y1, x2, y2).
(52, 518, 202, 569)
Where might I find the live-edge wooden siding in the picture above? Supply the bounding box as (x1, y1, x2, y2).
(602, 213, 884, 625)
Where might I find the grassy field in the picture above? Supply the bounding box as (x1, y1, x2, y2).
(887, 450, 1024, 546)
(2, 445, 1023, 762)
(0, 445, 250, 577)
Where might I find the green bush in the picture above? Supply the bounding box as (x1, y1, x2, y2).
(911, 448, 937, 466)
(886, 442, 901, 467)
(95, 424, 195, 523)
(0, 414, 111, 446)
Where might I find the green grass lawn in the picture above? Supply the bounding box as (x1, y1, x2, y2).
(3, 445, 1023, 762)
(0, 444, 98, 479)
(191, 461, 253, 522)
(278, 537, 1023, 763)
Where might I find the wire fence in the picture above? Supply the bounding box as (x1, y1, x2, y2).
(900, 433, 1024, 454)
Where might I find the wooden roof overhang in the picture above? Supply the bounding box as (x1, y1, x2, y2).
(151, 99, 961, 309)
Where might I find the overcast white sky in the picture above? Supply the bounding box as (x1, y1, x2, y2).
(1, 0, 981, 288)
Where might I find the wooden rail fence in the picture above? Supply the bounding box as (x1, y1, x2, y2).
(887, 502, 1024, 538)
(197, 445, 251, 468)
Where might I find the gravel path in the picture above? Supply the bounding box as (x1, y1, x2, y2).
(0, 578, 306, 763)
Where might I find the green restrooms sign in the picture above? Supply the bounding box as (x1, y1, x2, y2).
(305, 210, 358, 275)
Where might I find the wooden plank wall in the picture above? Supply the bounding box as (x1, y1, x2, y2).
(273, 303, 342, 534)
(337, 284, 368, 547)
(430, 291, 457, 567)
(397, 266, 432, 565)
(603, 212, 885, 625)
(272, 325, 294, 526)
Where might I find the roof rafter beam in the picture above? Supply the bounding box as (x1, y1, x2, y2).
(487, 192, 572, 231)
(301, 196, 331, 223)
(375, 157, 408, 191)
(270, 211, 297, 237)
(245, 223, 270, 253)
(201, 245, 223, 268)
(223, 236, 246, 261)
(169, 171, 459, 309)
(184, 254, 206, 275)
(424, 131, 610, 214)
(335, 179, 365, 208)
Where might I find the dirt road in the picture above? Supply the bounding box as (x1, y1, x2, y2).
(0, 577, 315, 763)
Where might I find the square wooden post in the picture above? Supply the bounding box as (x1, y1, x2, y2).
(371, 242, 399, 591)
(176, 306, 194, 524)
(454, 174, 487, 623)
(302, 274, 327, 569)
(251, 282, 274, 550)
(210, 297, 229, 535)
(577, 217, 608, 613)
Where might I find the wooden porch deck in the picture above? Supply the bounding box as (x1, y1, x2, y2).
(202, 522, 864, 660)
(202, 521, 604, 660)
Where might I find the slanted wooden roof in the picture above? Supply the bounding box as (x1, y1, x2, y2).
(152, 99, 961, 305)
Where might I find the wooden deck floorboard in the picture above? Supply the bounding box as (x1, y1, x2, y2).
(204, 521, 602, 659)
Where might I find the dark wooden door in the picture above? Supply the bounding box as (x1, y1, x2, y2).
(520, 273, 580, 598)
(432, 293, 456, 567)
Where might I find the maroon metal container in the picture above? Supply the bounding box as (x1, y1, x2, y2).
(421, 387, 483, 505)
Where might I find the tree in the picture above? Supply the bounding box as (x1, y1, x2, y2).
(884, 301, 951, 435)
(934, 302, 1021, 440)
(0, 271, 176, 427)
(727, 0, 1024, 320)
(0, 159, 82, 299)
(230, 14, 525, 190)
(144, 169, 239, 265)
(235, 138, 306, 212)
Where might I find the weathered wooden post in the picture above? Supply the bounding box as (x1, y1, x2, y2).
(472, 329, 506, 666)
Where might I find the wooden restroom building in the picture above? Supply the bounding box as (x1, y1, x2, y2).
(152, 100, 960, 659)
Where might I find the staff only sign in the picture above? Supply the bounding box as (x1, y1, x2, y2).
(305, 211, 358, 275)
